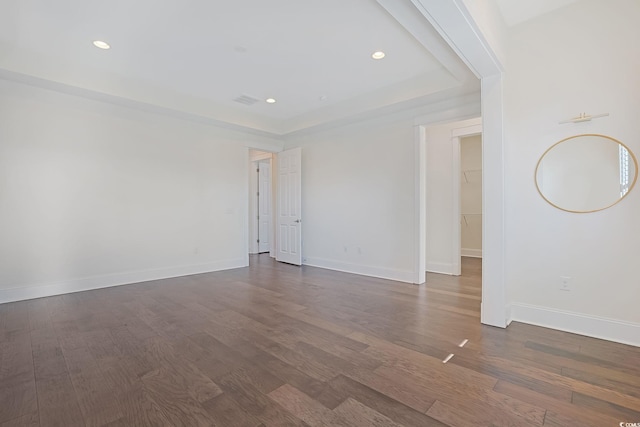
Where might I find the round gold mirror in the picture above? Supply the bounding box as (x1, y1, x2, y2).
(535, 134, 638, 213)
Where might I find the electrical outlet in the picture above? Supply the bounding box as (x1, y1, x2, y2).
(560, 276, 571, 291)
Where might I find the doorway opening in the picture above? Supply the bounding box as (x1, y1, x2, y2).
(450, 121, 483, 276)
(459, 134, 482, 276)
(450, 122, 483, 318)
(422, 118, 482, 277)
(420, 118, 484, 318)
(248, 147, 303, 267)
(248, 150, 274, 259)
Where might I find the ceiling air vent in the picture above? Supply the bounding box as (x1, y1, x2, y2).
(233, 94, 261, 106)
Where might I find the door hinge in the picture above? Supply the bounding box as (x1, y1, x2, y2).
(257, 239, 260, 243)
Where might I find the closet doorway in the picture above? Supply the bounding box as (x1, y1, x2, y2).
(248, 150, 274, 257)
(460, 134, 482, 263)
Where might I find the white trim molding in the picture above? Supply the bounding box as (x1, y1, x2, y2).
(0, 258, 246, 305)
(426, 262, 457, 276)
(461, 248, 482, 258)
(303, 257, 414, 284)
(250, 151, 273, 162)
(510, 303, 640, 348)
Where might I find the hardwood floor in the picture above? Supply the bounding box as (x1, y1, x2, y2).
(1, 255, 639, 426)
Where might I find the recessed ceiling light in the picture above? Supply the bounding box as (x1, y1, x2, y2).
(93, 40, 110, 50)
(265, 98, 277, 104)
(371, 51, 385, 60)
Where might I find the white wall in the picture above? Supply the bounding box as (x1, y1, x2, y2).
(292, 119, 417, 282)
(0, 76, 479, 301)
(503, 0, 640, 343)
(0, 79, 266, 303)
(284, 95, 480, 283)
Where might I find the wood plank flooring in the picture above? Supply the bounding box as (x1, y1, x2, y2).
(1, 255, 639, 426)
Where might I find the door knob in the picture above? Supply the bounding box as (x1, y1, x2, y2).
(294, 219, 301, 223)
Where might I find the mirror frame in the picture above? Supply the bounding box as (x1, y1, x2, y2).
(535, 133, 638, 213)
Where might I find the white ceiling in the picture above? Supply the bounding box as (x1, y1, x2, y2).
(0, 0, 478, 135)
(495, 0, 582, 27)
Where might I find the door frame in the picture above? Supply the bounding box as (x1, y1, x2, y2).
(257, 159, 272, 254)
(408, 0, 507, 328)
(413, 126, 427, 284)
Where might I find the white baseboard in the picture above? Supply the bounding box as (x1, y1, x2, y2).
(303, 257, 414, 283)
(426, 261, 456, 275)
(0, 258, 247, 305)
(461, 248, 482, 258)
(510, 303, 640, 347)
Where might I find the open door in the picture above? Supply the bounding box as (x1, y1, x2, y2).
(276, 147, 302, 265)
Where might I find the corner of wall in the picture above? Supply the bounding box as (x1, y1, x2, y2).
(505, 303, 513, 326)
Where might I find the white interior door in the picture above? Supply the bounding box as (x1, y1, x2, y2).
(276, 147, 302, 265)
(258, 161, 271, 253)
